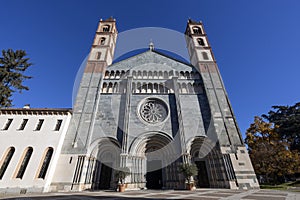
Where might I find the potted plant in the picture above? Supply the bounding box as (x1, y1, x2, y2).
(178, 163, 198, 190)
(115, 166, 130, 192)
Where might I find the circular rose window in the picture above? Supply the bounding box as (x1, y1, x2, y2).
(139, 98, 168, 124)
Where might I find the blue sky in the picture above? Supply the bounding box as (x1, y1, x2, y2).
(1, 0, 300, 138)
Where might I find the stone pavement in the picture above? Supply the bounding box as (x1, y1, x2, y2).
(1, 189, 300, 200)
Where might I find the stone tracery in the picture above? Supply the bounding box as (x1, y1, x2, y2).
(139, 98, 168, 124)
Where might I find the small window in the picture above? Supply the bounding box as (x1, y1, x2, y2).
(16, 147, 33, 179)
(96, 52, 101, 60)
(54, 119, 63, 131)
(102, 25, 110, 32)
(2, 119, 13, 130)
(197, 38, 205, 46)
(35, 119, 44, 131)
(202, 52, 209, 60)
(192, 26, 202, 34)
(100, 37, 106, 45)
(37, 148, 53, 179)
(0, 147, 15, 179)
(18, 119, 28, 130)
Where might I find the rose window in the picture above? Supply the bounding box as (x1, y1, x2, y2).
(139, 98, 168, 124)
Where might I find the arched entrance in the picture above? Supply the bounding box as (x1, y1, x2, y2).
(189, 137, 210, 188)
(129, 132, 177, 189)
(188, 136, 240, 189)
(144, 135, 166, 189)
(89, 138, 121, 190)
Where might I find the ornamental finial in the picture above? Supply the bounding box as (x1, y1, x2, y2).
(149, 40, 154, 51)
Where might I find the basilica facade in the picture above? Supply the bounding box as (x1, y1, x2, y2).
(0, 18, 259, 194)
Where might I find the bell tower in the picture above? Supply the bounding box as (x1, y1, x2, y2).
(51, 18, 118, 192)
(185, 20, 215, 64)
(185, 19, 242, 146)
(65, 17, 118, 153)
(89, 18, 117, 66)
(185, 19, 259, 189)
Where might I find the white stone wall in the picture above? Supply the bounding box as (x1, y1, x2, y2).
(221, 146, 260, 189)
(49, 154, 78, 192)
(0, 110, 71, 193)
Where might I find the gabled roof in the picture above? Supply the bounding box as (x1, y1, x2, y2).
(108, 49, 195, 72)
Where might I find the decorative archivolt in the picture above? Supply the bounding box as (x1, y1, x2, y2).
(88, 137, 121, 164)
(128, 132, 174, 156)
(188, 136, 218, 159)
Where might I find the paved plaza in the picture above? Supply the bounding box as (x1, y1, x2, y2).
(1, 189, 300, 200)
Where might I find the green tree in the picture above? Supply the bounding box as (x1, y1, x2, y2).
(262, 102, 300, 151)
(178, 163, 198, 184)
(245, 116, 300, 184)
(0, 49, 32, 107)
(115, 166, 130, 184)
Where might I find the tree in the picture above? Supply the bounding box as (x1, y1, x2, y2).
(178, 163, 198, 184)
(245, 116, 300, 184)
(0, 49, 32, 107)
(114, 166, 130, 192)
(115, 166, 130, 185)
(262, 102, 300, 151)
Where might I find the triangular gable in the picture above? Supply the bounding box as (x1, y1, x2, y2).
(107, 50, 196, 72)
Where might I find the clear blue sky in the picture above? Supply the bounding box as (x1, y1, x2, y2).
(1, 0, 300, 138)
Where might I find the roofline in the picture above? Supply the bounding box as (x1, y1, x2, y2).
(110, 49, 193, 68)
(100, 17, 116, 22)
(0, 108, 73, 115)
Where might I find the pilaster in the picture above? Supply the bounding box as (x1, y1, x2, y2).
(121, 76, 133, 167)
(172, 77, 189, 163)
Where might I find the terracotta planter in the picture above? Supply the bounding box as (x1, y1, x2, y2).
(186, 183, 194, 191)
(118, 184, 126, 192)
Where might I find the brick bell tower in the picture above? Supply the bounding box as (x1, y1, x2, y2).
(51, 18, 118, 191)
(185, 19, 259, 189)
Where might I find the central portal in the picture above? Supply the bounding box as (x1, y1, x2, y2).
(129, 132, 175, 190)
(195, 161, 210, 188)
(99, 163, 112, 189)
(146, 160, 162, 189)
